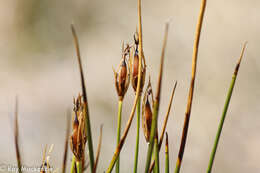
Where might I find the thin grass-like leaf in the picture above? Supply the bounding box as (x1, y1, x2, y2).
(93, 125, 103, 173)
(165, 132, 169, 173)
(62, 111, 71, 173)
(207, 43, 247, 173)
(14, 97, 22, 173)
(174, 0, 207, 172)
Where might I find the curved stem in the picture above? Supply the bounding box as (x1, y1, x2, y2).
(116, 100, 123, 173)
(174, 0, 207, 172)
(133, 98, 141, 173)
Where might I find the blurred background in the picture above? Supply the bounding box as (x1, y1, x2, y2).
(0, 0, 259, 172)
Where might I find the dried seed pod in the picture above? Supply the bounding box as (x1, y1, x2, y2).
(142, 78, 154, 142)
(130, 32, 146, 93)
(70, 95, 87, 161)
(113, 43, 130, 100)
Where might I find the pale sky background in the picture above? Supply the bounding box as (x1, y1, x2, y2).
(0, 0, 259, 172)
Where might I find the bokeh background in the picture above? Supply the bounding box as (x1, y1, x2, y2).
(0, 0, 259, 172)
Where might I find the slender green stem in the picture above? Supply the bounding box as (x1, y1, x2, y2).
(93, 125, 103, 173)
(207, 78, 236, 172)
(154, 135, 160, 173)
(165, 133, 169, 173)
(175, 162, 180, 173)
(207, 43, 247, 173)
(84, 107, 95, 171)
(133, 97, 141, 173)
(62, 111, 71, 173)
(70, 156, 76, 173)
(116, 100, 123, 173)
(76, 161, 82, 173)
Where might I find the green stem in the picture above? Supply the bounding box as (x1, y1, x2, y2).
(133, 97, 141, 173)
(207, 43, 246, 173)
(85, 107, 95, 172)
(76, 161, 82, 173)
(174, 162, 180, 173)
(154, 135, 160, 173)
(17, 161, 22, 173)
(70, 156, 76, 173)
(144, 101, 159, 172)
(165, 133, 169, 173)
(207, 75, 236, 173)
(116, 100, 123, 173)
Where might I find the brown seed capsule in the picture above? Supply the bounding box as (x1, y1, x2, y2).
(113, 43, 130, 100)
(130, 32, 146, 93)
(142, 78, 154, 142)
(70, 95, 87, 161)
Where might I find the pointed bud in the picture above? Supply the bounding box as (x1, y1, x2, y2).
(70, 95, 87, 161)
(114, 43, 130, 100)
(130, 32, 146, 93)
(142, 78, 154, 142)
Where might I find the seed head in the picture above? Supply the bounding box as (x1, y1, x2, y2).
(130, 32, 146, 93)
(142, 78, 154, 142)
(113, 43, 130, 101)
(70, 95, 87, 161)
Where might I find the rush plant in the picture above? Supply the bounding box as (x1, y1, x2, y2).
(11, 0, 248, 173)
